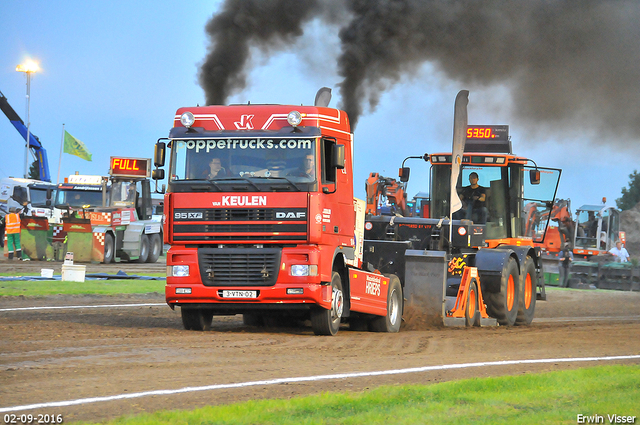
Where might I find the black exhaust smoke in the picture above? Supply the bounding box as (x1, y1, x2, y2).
(200, 0, 640, 137)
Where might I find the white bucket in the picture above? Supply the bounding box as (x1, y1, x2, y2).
(61, 264, 86, 282)
(41, 268, 54, 278)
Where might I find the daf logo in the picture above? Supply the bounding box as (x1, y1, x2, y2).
(275, 212, 306, 219)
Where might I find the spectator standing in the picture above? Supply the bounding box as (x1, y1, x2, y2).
(609, 240, 630, 263)
(558, 243, 573, 288)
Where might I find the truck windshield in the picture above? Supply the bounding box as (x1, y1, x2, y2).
(55, 189, 103, 208)
(169, 137, 317, 182)
(29, 188, 53, 207)
(431, 164, 561, 241)
(109, 181, 137, 208)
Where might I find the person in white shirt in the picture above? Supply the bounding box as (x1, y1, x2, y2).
(609, 240, 630, 263)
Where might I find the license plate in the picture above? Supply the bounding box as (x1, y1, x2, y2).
(222, 290, 257, 299)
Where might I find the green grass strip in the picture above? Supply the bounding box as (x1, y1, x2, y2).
(79, 364, 639, 424)
(0, 279, 165, 297)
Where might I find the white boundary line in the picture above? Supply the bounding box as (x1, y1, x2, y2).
(1, 355, 638, 413)
(0, 303, 166, 312)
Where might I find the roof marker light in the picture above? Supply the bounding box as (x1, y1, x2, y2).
(180, 112, 195, 128)
(287, 111, 303, 127)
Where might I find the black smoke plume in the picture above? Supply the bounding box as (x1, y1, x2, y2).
(201, 0, 640, 137)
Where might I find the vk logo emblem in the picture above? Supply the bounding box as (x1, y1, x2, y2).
(235, 114, 255, 130)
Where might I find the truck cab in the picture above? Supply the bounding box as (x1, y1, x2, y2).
(0, 177, 56, 220)
(155, 104, 391, 335)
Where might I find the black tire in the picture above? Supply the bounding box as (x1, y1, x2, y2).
(103, 233, 115, 264)
(242, 313, 264, 327)
(369, 275, 403, 333)
(465, 279, 481, 327)
(516, 256, 537, 326)
(485, 256, 520, 326)
(181, 308, 213, 331)
(311, 271, 343, 336)
(135, 234, 150, 263)
(146, 233, 162, 263)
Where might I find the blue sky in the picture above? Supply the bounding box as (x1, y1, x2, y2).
(1, 1, 637, 213)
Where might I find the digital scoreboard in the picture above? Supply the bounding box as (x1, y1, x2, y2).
(466, 125, 509, 141)
(109, 157, 151, 178)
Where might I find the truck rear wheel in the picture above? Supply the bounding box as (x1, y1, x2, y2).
(369, 275, 403, 332)
(516, 256, 537, 326)
(465, 279, 481, 327)
(147, 233, 162, 263)
(311, 271, 343, 336)
(181, 308, 213, 331)
(485, 257, 519, 326)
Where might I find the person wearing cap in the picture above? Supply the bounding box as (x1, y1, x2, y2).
(5, 207, 24, 261)
(609, 240, 630, 263)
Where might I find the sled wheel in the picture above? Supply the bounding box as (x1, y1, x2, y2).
(311, 271, 343, 336)
(465, 279, 481, 327)
(369, 275, 403, 332)
(516, 256, 537, 325)
(181, 308, 213, 331)
(486, 256, 519, 326)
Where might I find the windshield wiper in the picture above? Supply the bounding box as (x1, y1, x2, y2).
(262, 176, 304, 191)
(214, 176, 263, 192)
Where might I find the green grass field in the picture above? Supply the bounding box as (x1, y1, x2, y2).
(0, 272, 165, 296)
(76, 364, 638, 425)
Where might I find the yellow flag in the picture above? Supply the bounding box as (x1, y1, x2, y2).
(63, 130, 92, 161)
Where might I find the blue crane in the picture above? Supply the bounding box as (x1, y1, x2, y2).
(0, 90, 51, 182)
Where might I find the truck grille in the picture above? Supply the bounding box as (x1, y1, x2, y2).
(172, 208, 307, 243)
(198, 247, 281, 287)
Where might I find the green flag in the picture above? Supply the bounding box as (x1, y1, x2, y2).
(63, 130, 92, 161)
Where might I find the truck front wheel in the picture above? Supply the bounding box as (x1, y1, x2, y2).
(369, 275, 403, 332)
(103, 233, 114, 264)
(147, 233, 162, 263)
(181, 308, 213, 331)
(135, 234, 150, 263)
(311, 272, 343, 336)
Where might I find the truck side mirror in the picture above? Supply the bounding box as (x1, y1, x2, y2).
(154, 142, 166, 167)
(152, 169, 165, 181)
(332, 144, 345, 169)
(11, 186, 28, 206)
(399, 167, 410, 183)
(530, 169, 541, 185)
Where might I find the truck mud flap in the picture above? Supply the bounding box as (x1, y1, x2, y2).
(403, 250, 447, 327)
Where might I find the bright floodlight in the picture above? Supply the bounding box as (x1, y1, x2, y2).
(180, 111, 195, 128)
(16, 60, 39, 73)
(287, 111, 302, 127)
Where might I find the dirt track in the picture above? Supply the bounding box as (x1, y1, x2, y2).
(1, 258, 640, 423)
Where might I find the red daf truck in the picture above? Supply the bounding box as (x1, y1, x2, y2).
(153, 103, 401, 335)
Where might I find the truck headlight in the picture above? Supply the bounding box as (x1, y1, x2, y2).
(168, 265, 189, 277)
(291, 265, 318, 277)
